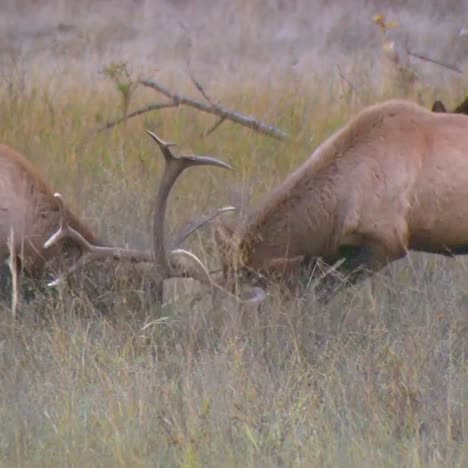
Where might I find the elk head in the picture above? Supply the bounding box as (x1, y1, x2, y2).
(214, 214, 312, 300)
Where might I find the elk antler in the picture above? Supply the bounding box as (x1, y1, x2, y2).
(44, 133, 234, 296)
(44, 132, 265, 304)
(147, 130, 231, 282)
(172, 206, 236, 248)
(143, 130, 266, 305)
(44, 193, 155, 286)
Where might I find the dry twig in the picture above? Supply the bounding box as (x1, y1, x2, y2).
(140, 79, 289, 140)
(102, 77, 289, 141)
(406, 50, 462, 74)
(100, 103, 177, 131)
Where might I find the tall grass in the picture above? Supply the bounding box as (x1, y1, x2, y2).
(0, 61, 466, 467)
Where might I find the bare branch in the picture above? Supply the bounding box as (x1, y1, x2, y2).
(140, 79, 290, 141)
(189, 71, 214, 105)
(406, 50, 462, 74)
(203, 116, 226, 137)
(99, 102, 177, 131)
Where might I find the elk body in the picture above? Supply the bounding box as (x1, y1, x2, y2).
(216, 99, 468, 299)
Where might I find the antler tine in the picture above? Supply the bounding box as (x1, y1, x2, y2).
(146, 129, 177, 162)
(169, 249, 266, 304)
(44, 193, 155, 286)
(148, 129, 231, 287)
(147, 128, 232, 171)
(44, 193, 90, 250)
(46, 254, 93, 287)
(173, 206, 236, 248)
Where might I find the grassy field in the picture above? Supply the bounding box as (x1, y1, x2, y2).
(0, 68, 466, 468)
(0, 1, 467, 466)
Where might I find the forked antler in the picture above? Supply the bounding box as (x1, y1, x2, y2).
(43, 131, 262, 302)
(44, 193, 155, 286)
(172, 206, 236, 248)
(146, 129, 231, 284)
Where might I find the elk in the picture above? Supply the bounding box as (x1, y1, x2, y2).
(212, 99, 468, 301)
(0, 137, 234, 302)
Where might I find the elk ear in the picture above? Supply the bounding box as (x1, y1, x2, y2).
(453, 96, 468, 115)
(432, 100, 447, 113)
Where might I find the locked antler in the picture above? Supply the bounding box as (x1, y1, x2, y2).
(145, 130, 231, 280)
(43, 131, 238, 299)
(44, 193, 156, 286)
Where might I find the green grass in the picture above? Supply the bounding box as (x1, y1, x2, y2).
(0, 69, 466, 467)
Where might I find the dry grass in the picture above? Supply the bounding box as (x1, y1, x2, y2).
(0, 67, 466, 467)
(0, 1, 467, 466)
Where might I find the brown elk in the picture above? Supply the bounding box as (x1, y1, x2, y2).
(0, 136, 234, 301)
(212, 99, 468, 301)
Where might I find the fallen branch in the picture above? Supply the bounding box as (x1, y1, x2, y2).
(100, 102, 177, 131)
(189, 72, 214, 106)
(406, 50, 462, 74)
(139, 78, 290, 141)
(203, 116, 226, 137)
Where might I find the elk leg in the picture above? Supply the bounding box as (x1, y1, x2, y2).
(312, 245, 374, 302)
(139, 272, 164, 306)
(0, 254, 23, 305)
(315, 240, 404, 303)
(0, 256, 12, 299)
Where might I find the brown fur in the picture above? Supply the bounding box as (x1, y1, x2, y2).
(218, 100, 468, 296)
(0, 144, 102, 276)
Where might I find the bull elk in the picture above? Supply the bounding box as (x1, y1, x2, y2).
(0, 136, 236, 302)
(212, 99, 468, 301)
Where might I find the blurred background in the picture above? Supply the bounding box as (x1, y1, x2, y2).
(1, 0, 467, 87)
